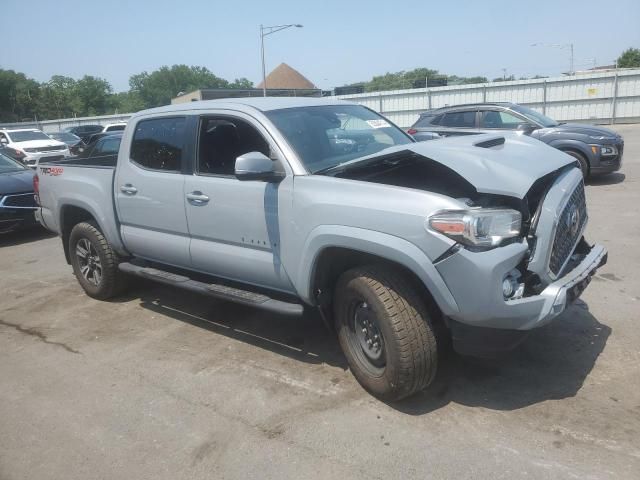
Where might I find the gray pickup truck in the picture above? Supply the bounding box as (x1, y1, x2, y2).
(35, 98, 607, 400)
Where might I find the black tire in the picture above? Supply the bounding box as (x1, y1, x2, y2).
(563, 149, 589, 179)
(334, 265, 438, 401)
(69, 221, 125, 300)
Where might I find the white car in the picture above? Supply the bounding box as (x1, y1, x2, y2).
(0, 128, 70, 168)
(101, 123, 127, 133)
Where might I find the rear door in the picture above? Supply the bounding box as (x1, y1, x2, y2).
(114, 115, 193, 268)
(183, 112, 294, 293)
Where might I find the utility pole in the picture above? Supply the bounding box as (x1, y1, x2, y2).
(531, 42, 575, 75)
(259, 24, 303, 97)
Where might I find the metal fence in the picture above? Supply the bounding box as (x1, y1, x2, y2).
(0, 113, 133, 134)
(336, 68, 640, 128)
(3, 69, 639, 132)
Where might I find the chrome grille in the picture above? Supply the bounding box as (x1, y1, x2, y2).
(549, 182, 587, 275)
(25, 145, 67, 153)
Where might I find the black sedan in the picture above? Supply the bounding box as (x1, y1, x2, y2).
(0, 152, 38, 233)
(48, 131, 85, 155)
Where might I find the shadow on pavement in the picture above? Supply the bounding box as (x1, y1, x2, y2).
(0, 227, 55, 247)
(392, 300, 610, 414)
(587, 172, 625, 186)
(124, 280, 609, 412)
(134, 282, 347, 370)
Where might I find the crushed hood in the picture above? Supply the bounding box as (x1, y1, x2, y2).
(343, 133, 575, 199)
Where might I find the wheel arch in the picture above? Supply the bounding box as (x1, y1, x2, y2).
(298, 226, 459, 318)
(59, 204, 100, 264)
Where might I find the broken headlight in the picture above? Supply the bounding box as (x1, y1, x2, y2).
(428, 208, 522, 247)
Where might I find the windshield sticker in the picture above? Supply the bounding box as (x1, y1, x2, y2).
(366, 119, 391, 129)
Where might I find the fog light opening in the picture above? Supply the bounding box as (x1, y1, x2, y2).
(503, 270, 525, 300)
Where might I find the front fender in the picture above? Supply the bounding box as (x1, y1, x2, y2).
(295, 225, 459, 316)
(547, 139, 594, 162)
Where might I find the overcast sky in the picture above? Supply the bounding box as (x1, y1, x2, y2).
(2, 0, 639, 92)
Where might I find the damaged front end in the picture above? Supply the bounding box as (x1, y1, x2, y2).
(331, 135, 606, 356)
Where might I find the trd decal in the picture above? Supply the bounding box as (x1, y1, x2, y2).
(40, 166, 64, 176)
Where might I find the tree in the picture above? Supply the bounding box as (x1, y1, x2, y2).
(110, 91, 146, 114)
(72, 76, 112, 116)
(38, 75, 77, 119)
(617, 48, 640, 68)
(492, 75, 516, 82)
(0, 69, 41, 122)
(129, 65, 230, 108)
(229, 77, 254, 89)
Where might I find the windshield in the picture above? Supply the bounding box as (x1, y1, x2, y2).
(49, 132, 81, 142)
(265, 105, 412, 173)
(511, 105, 558, 128)
(0, 152, 26, 172)
(7, 130, 52, 142)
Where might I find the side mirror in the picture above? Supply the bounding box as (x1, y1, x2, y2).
(0, 138, 7, 145)
(517, 123, 537, 134)
(235, 151, 284, 182)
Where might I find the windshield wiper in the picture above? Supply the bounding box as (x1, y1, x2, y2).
(313, 151, 416, 177)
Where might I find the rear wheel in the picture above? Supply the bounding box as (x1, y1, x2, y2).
(563, 149, 589, 179)
(334, 265, 438, 401)
(69, 221, 125, 300)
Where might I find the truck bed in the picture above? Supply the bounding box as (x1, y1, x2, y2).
(36, 156, 119, 246)
(39, 153, 118, 168)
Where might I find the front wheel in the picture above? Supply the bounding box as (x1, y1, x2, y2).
(563, 149, 589, 179)
(334, 265, 438, 401)
(69, 221, 125, 300)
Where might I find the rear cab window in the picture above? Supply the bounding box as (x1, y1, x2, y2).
(130, 117, 186, 172)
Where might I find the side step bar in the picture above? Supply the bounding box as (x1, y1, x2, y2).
(118, 262, 304, 316)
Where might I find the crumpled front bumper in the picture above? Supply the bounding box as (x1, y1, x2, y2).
(435, 241, 607, 332)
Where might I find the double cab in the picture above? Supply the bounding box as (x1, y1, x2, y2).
(35, 98, 607, 400)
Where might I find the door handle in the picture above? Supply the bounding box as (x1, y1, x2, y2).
(120, 184, 138, 195)
(186, 191, 210, 205)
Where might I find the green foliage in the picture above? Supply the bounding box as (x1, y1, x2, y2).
(129, 64, 250, 108)
(345, 67, 488, 92)
(0, 69, 41, 122)
(617, 48, 640, 68)
(0, 65, 256, 122)
(492, 75, 516, 82)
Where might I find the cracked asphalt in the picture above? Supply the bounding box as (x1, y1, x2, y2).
(1, 124, 639, 480)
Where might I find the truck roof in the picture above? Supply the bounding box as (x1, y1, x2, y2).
(133, 97, 358, 119)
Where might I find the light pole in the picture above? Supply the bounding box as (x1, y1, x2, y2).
(260, 23, 303, 97)
(531, 42, 575, 75)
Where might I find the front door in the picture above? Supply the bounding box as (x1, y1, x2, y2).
(114, 115, 192, 268)
(184, 113, 294, 293)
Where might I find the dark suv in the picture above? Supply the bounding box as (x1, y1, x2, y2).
(408, 102, 624, 177)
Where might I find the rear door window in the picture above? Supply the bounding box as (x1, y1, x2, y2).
(440, 111, 476, 128)
(130, 117, 186, 172)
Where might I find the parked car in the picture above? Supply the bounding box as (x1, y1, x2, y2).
(63, 125, 103, 143)
(48, 131, 85, 155)
(101, 122, 127, 133)
(0, 128, 70, 168)
(0, 151, 37, 233)
(75, 133, 122, 161)
(35, 98, 606, 400)
(407, 102, 624, 177)
(0, 145, 26, 164)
